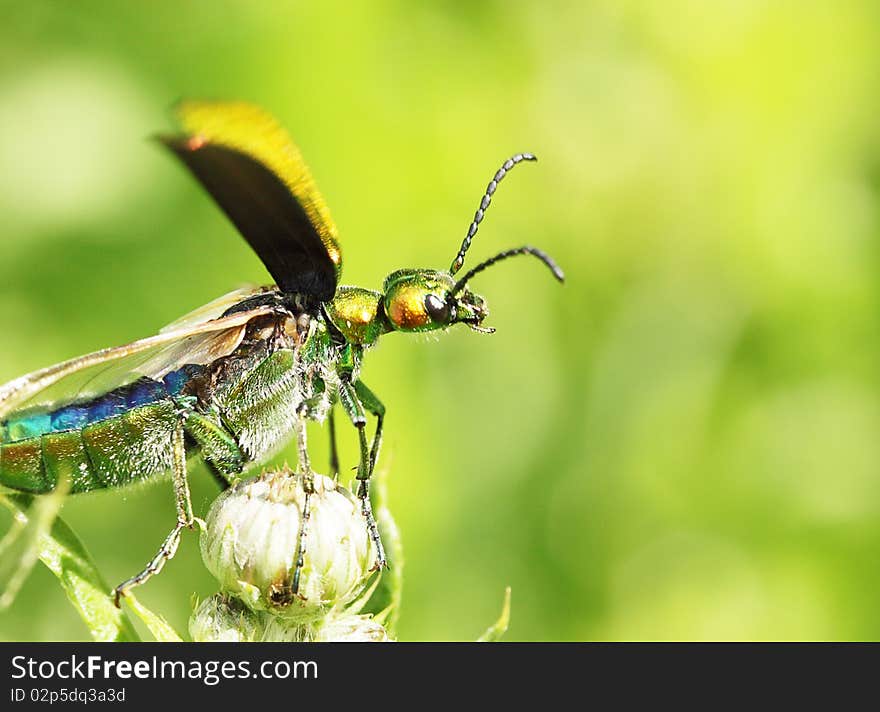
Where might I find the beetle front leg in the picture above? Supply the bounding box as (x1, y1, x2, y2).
(338, 379, 387, 571)
(354, 380, 385, 477)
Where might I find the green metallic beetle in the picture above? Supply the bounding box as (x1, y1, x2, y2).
(0, 101, 563, 603)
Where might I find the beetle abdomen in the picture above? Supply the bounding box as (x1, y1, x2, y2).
(0, 366, 205, 444)
(0, 400, 180, 494)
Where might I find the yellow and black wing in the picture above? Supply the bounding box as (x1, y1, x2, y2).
(159, 101, 342, 302)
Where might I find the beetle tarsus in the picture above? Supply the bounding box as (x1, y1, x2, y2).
(112, 519, 187, 608)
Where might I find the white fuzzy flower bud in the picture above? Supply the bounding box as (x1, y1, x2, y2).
(200, 469, 375, 622)
(189, 594, 308, 642)
(189, 593, 391, 642)
(314, 612, 392, 642)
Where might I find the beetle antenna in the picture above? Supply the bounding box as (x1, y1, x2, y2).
(450, 153, 538, 275)
(450, 246, 564, 297)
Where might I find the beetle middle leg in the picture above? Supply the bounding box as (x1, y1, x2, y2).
(113, 418, 195, 606)
(338, 378, 387, 571)
(327, 408, 340, 479)
(291, 408, 314, 596)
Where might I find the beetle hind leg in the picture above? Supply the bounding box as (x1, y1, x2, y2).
(113, 418, 196, 607)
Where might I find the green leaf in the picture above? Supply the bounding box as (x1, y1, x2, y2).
(123, 593, 183, 642)
(347, 569, 383, 616)
(477, 587, 511, 642)
(0, 481, 68, 610)
(0, 493, 140, 642)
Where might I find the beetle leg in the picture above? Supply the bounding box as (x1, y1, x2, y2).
(327, 407, 340, 480)
(113, 418, 194, 606)
(291, 409, 314, 597)
(183, 410, 245, 488)
(354, 380, 385, 478)
(338, 379, 387, 571)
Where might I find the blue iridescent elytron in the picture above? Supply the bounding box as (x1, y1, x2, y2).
(0, 101, 563, 605)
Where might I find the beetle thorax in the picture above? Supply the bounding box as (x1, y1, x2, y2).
(323, 286, 390, 346)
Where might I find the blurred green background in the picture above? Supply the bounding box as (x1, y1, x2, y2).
(2, 0, 880, 641)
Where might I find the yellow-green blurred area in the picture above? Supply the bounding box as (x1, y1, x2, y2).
(2, 0, 880, 641)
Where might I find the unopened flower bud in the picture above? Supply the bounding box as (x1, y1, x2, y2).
(200, 469, 375, 622)
(314, 612, 392, 642)
(189, 593, 391, 642)
(189, 593, 307, 642)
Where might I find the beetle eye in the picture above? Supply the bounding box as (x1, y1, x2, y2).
(424, 294, 450, 324)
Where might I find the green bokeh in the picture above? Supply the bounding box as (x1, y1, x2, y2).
(2, 0, 880, 641)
